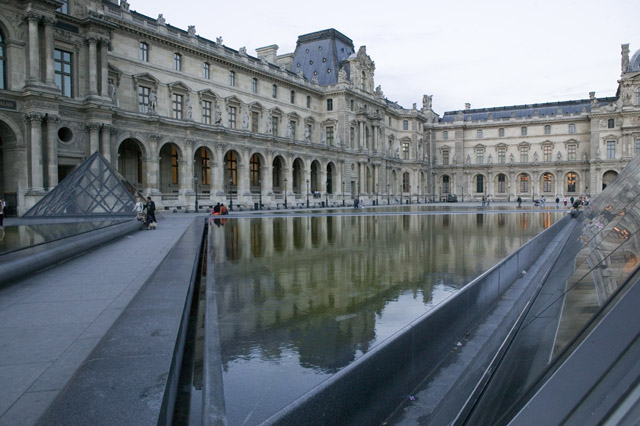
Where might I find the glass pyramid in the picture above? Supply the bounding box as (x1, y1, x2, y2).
(24, 152, 138, 217)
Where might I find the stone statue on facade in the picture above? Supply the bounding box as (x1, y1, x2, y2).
(121, 0, 130, 12)
(488, 153, 493, 164)
(188, 26, 196, 37)
(596, 147, 601, 159)
(265, 115, 272, 134)
(622, 43, 630, 74)
(242, 109, 249, 130)
(321, 127, 326, 144)
(214, 102, 222, 125)
(149, 89, 157, 113)
(510, 152, 514, 163)
(304, 125, 311, 141)
(583, 151, 588, 161)
(422, 95, 432, 111)
(186, 95, 193, 120)
(338, 68, 348, 83)
(533, 151, 538, 163)
(466, 154, 471, 165)
(557, 151, 562, 161)
(286, 122, 293, 138)
(108, 80, 117, 103)
(216, 36, 223, 45)
(157, 14, 166, 25)
(452, 154, 457, 165)
(239, 46, 247, 56)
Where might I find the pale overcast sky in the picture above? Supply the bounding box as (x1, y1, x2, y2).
(130, 0, 638, 114)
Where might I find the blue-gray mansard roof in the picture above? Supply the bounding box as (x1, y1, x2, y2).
(440, 97, 618, 123)
(292, 29, 355, 86)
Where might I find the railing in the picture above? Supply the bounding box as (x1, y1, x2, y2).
(161, 193, 179, 201)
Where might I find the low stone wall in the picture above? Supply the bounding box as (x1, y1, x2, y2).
(0, 219, 141, 287)
(256, 214, 572, 426)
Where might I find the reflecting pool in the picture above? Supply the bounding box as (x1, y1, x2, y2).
(207, 211, 561, 425)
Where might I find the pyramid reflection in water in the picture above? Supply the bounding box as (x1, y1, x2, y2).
(24, 152, 138, 217)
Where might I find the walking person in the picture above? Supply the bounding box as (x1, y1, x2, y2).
(563, 196, 567, 207)
(145, 196, 157, 224)
(133, 197, 144, 221)
(517, 196, 522, 208)
(555, 197, 560, 208)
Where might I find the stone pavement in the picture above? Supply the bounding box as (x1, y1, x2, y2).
(0, 215, 199, 426)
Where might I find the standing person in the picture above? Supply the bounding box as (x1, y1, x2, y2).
(541, 196, 546, 207)
(212, 202, 221, 215)
(133, 197, 144, 221)
(220, 203, 229, 215)
(146, 196, 157, 224)
(555, 197, 560, 208)
(570, 196, 575, 205)
(517, 196, 522, 208)
(563, 196, 567, 207)
(0, 198, 5, 226)
(482, 196, 485, 207)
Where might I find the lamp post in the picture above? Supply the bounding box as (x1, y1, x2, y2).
(325, 180, 328, 207)
(284, 178, 288, 209)
(387, 183, 390, 205)
(306, 179, 310, 208)
(409, 184, 412, 204)
(259, 178, 262, 210)
(228, 177, 233, 211)
(461, 186, 464, 203)
(194, 173, 199, 212)
(342, 181, 345, 207)
(375, 183, 378, 206)
(508, 185, 511, 202)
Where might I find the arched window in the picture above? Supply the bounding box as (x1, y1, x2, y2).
(442, 175, 450, 194)
(543, 173, 553, 192)
(476, 175, 484, 193)
(0, 29, 5, 90)
(497, 174, 506, 193)
(567, 172, 577, 193)
(519, 174, 529, 192)
(402, 172, 410, 192)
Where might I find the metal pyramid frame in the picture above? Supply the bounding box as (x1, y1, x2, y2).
(24, 151, 138, 217)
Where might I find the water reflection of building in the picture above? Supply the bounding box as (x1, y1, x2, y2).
(0, 1, 638, 215)
(209, 213, 555, 371)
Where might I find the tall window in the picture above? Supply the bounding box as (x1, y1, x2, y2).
(544, 125, 551, 135)
(568, 144, 576, 161)
(271, 116, 278, 135)
(442, 150, 450, 165)
(636, 138, 640, 155)
(543, 145, 552, 162)
(140, 42, 149, 62)
(607, 140, 615, 159)
(567, 172, 577, 192)
(138, 86, 150, 113)
(477, 129, 483, 138)
(350, 99, 354, 111)
(203, 62, 210, 79)
(443, 175, 450, 194)
(54, 49, 73, 97)
(202, 101, 212, 124)
(201, 150, 210, 185)
(272, 84, 277, 98)
(290, 90, 295, 104)
(402, 142, 410, 159)
(250, 155, 260, 187)
(497, 174, 506, 193)
(520, 174, 529, 192)
(327, 99, 333, 111)
(228, 106, 237, 128)
(476, 149, 484, 164)
(350, 127, 355, 148)
(443, 131, 448, 140)
(569, 123, 575, 134)
(520, 147, 528, 163)
(229, 70, 235, 87)
(173, 53, 182, 71)
(326, 126, 334, 146)
(608, 119, 615, 129)
(499, 128, 505, 137)
(252, 78, 258, 93)
(306, 95, 311, 108)
(543, 173, 553, 192)
(251, 112, 259, 133)
(403, 120, 409, 130)
(476, 175, 484, 193)
(56, 0, 68, 13)
(498, 147, 506, 163)
(402, 173, 410, 192)
(0, 30, 6, 90)
(171, 146, 179, 184)
(172, 94, 183, 119)
(521, 126, 528, 136)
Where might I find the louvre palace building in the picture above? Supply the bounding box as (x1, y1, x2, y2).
(0, 0, 639, 216)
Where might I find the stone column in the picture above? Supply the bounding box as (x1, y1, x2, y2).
(100, 39, 110, 97)
(264, 151, 274, 204)
(87, 37, 98, 96)
(146, 134, 161, 194)
(180, 140, 194, 195)
(87, 123, 100, 154)
(359, 121, 364, 149)
(43, 17, 56, 86)
(213, 143, 226, 196)
(26, 13, 41, 84)
(101, 125, 112, 162)
(46, 115, 59, 189)
(26, 113, 44, 191)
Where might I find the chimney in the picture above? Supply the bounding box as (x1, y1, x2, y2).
(465, 103, 471, 111)
(255, 44, 279, 64)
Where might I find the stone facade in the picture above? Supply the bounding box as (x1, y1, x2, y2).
(0, 0, 638, 215)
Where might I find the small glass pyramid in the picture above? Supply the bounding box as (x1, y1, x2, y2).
(24, 152, 137, 217)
